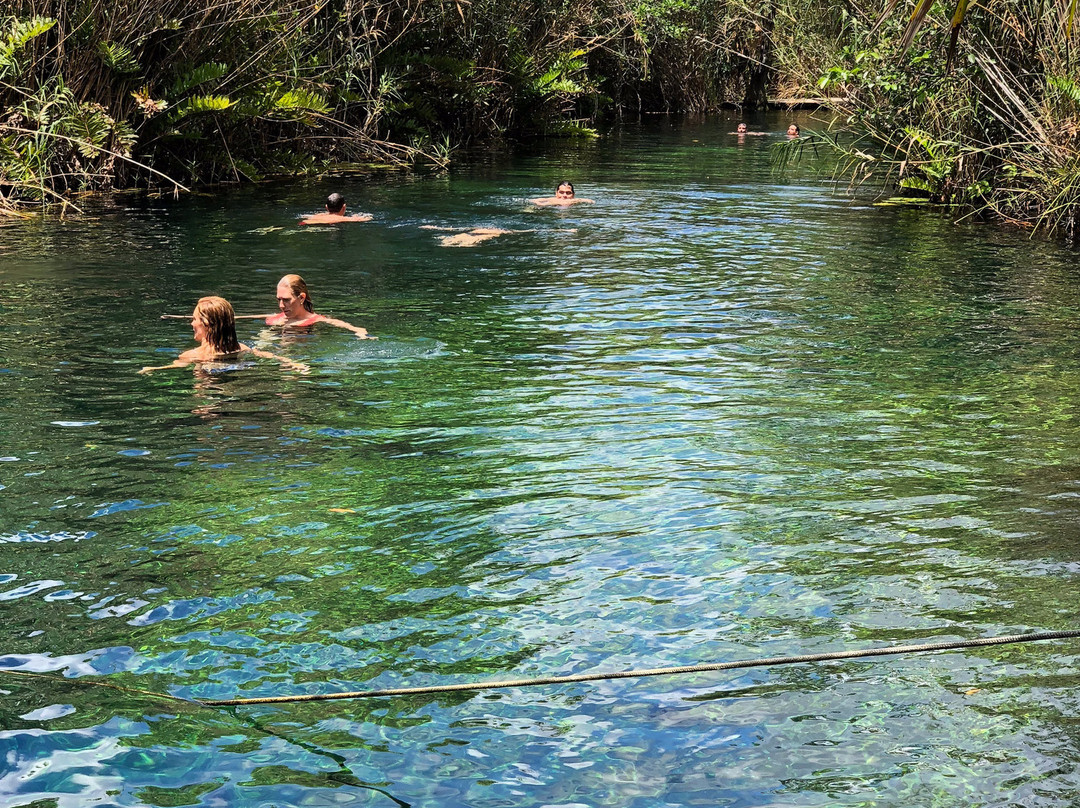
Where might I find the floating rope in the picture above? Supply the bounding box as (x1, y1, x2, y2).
(0, 668, 199, 706)
(201, 629, 1080, 706)
(5, 630, 1078, 707)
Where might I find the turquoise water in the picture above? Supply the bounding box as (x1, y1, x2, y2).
(3, 114, 1080, 806)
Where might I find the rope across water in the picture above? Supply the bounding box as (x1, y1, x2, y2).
(203, 629, 1080, 706)
(6, 630, 1079, 708)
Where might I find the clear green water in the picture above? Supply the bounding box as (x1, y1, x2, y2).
(3, 115, 1080, 807)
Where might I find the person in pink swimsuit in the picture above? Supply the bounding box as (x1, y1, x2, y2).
(261, 274, 373, 338)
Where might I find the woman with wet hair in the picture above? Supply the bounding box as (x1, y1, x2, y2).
(261, 274, 372, 338)
(140, 296, 307, 374)
(160, 276, 373, 338)
(531, 181, 594, 206)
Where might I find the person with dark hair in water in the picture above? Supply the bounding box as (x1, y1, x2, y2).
(531, 181, 594, 207)
(731, 122, 766, 136)
(301, 193, 372, 225)
(140, 296, 307, 374)
(787, 123, 801, 137)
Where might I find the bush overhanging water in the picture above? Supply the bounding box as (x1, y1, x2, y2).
(0, 0, 783, 211)
(6, 0, 1080, 240)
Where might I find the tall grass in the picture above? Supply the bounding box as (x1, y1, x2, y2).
(778, 0, 1080, 239)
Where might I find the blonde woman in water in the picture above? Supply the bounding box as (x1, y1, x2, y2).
(242, 274, 373, 338)
(140, 296, 308, 374)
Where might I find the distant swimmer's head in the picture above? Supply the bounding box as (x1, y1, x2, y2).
(277, 273, 314, 315)
(737, 122, 747, 133)
(194, 296, 241, 353)
(555, 182, 575, 200)
(326, 193, 346, 214)
(787, 123, 800, 137)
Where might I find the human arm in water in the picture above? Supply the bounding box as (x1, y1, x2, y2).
(529, 196, 594, 206)
(317, 315, 376, 339)
(138, 358, 193, 373)
(139, 345, 310, 374)
(244, 346, 312, 372)
(300, 212, 373, 225)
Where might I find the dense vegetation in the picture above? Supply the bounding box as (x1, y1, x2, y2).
(785, 0, 1080, 239)
(0, 0, 782, 211)
(5, 1, 1080, 239)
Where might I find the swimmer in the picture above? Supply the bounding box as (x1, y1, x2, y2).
(731, 122, 766, 135)
(420, 225, 578, 247)
(787, 123, 801, 137)
(160, 276, 375, 337)
(425, 226, 514, 247)
(140, 296, 308, 374)
(262, 274, 374, 338)
(530, 181, 594, 207)
(301, 192, 373, 225)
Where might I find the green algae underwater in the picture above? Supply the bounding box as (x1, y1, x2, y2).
(3, 115, 1080, 807)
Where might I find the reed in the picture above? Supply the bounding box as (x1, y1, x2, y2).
(777, 0, 1080, 240)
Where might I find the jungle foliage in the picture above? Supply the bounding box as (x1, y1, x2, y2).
(9, 0, 1080, 240)
(0, 0, 783, 212)
(781, 0, 1080, 240)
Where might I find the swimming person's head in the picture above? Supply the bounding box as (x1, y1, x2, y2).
(555, 182, 575, 200)
(194, 296, 241, 353)
(326, 193, 346, 214)
(787, 124, 800, 136)
(737, 122, 747, 133)
(277, 274, 315, 314)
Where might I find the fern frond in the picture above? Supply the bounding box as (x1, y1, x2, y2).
(171, 62, 229, 96)
(0, 15, 56, 76)
(58, 106, 112, 158)
(96, 41, 141, 75)
(1048, 75, 1080, 105)
(171, 95, 235, 120)
(271, 89, 331, 116)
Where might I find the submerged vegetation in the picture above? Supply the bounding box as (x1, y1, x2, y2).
(5, 0, 1080, 240)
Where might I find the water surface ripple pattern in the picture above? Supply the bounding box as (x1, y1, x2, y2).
(2, 116, 1080, 807)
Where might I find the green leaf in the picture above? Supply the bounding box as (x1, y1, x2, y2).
(1048, 75, 1080, 105)
(267, 89, 330, 120)
(171, 95, 235, 120)
(171, 62, 229, 97)
(899, 176, 935, 194)
(0, 15, 56, 75)
(96, 41, 141, 75)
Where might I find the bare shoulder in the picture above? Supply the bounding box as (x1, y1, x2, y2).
(302, 212, 371, 225)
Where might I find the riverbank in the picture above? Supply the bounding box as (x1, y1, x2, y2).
(0, 0, 833, 213)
